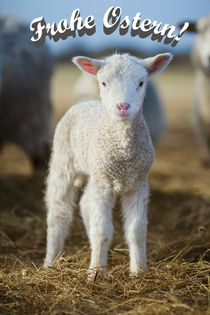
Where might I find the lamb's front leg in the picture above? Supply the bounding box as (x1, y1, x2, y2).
(83, 182, 114, 279)
(121, 180, 149, 275)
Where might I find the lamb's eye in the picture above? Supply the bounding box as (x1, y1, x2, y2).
(102, 82, 106, 87)
(139, 81, 144, 87)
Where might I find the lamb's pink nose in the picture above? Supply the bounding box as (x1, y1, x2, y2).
(116, 103, 130, 111)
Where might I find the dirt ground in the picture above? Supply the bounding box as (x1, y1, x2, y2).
(0, 59, 209, 314)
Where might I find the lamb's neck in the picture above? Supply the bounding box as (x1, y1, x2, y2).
(100, 110, 143, 148)
(107, 110, 141, 129)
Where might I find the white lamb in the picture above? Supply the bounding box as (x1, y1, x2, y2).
(180, 16, 210, 165)
(44, 52, 172, 277)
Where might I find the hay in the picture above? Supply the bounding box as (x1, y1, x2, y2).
(0, 155, 209, 315)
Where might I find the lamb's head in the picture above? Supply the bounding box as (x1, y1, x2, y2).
(73, 53, 172, 121)
(180, 16, 210, 73)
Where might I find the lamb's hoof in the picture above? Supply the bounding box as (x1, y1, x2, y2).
(129, 268, 147, 278)
(43, 259, 53, 269)
(43, 261, 50, 269)
(87, 267, 106, 282)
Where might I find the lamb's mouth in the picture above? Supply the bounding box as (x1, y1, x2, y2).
(117, 110, 130, 118)
(118, 111, 130, 117)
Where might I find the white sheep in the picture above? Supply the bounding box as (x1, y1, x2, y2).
(74, 72, 165, 144)
(44, 52, 172, 277)
(180, 16, 210, 165)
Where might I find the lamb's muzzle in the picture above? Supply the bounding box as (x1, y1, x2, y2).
(116, 103, 130, 117)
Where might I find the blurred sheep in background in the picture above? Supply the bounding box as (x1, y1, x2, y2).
(0, 16, 54, 170)
(74, 72, 165, 145)
(180, 16, 210, 166)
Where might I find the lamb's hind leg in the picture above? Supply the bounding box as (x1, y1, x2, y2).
(44, 160, 76, 268)
(121, 180, 149, 275)
(80, 181, 114, 278)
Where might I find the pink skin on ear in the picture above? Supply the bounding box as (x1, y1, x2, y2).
(147, 55, 170, 75)
(76, 58, 100, 75)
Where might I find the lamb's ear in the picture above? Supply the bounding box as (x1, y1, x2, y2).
(179, 21, 197, 33)
(143, 53, 173, 76)
(72, 56, 105, 76)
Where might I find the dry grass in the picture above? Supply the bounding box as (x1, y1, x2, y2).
(0, 59, 210, 314)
